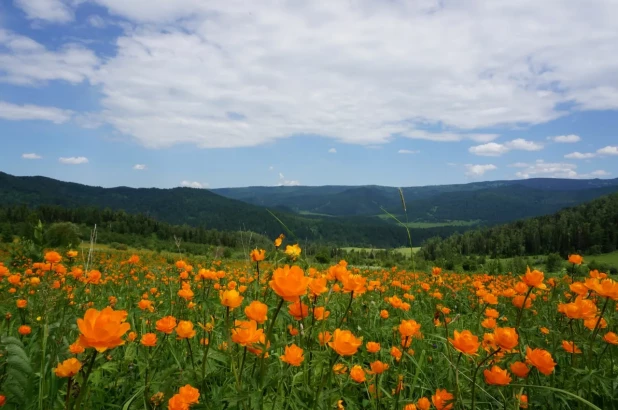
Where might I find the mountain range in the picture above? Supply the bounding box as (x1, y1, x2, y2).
(2, 171, 618, 247)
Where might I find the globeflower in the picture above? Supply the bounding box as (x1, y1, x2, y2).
(328, 329, 362, 356)
(220, 289, 244, 309)
(432, 389, 454, 410)
(399, 319, 422, 338)
(156, 316, 177, 334)
(269, 265, 311, 302)
(250, 249, 265, 262)
(568, 254, 583, 265)
(45, 251, 62, 264)
(245, 300, 268, 323)
(510, 361, 530, 378)
(231, 320, 263, 346)
(54, 358, 82, 378)
(561, 340, 582, 354)
(449, 330, 480, 355)
(77, 307, 130, 352)
(284, 244, 302, 260)
(349, 365, 366, 383)
(525, 347, 556, 375)
(280, 344, 304, 366)
(141, 333, 157, 347)
(483, 366, 512, 385)
(493, 327, 519, 350)
(522, 267, 545, 289)
(176, 321, 196, 339)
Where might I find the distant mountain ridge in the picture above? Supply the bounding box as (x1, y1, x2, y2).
(2, 171, 618, 247)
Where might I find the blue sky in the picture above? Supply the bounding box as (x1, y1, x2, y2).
(1, 0, 617, 189)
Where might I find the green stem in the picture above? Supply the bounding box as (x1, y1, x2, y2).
(338, 291, 354, 328)
(73, 350, 97, 410)
(515, 288, 533, 329)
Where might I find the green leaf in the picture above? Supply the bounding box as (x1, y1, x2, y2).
(510, 384, 603, 410)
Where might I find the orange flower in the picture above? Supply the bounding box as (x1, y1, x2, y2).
(250, 249, 265, 262)
(417, 397, 431, 410)
(127, 254, 140, 264)
(69, 340, 85, 354)
(589, 279, 618, 300)
(328, 329, 362, 356)
(512, 295, 532, 310)
(485, 308, 499, 318)
(390, 346, 402, 362)
(539, 327, 550, 335)
(318, 331, 332, 346)
(449, 330, 480, 355)
(309, 277, 328, 296)
(245, 301, 268, 324)
(313, 306, 330, 321)
(584, 317, 607, 330)
(481, 318, 496, 329)
(369, 360, 389, 374)
(522, 267, 545, 289)
(284, 244, 302, 260)
(432, 267, 442, 276)
(558, 296, 598, 320)
(274, 234, 284, 248)
(366, 342, 381, 353)
(231, 320, 263, 346)
(333, 363, 348, 375)
(561, 340, 582, 354)
(399, 319, 421, 338)
(16, 299, 27, 309)
(219, 289, 244, 309)
(349, 365, 366, 383)
(141, 333, 157, 347)
(128, 332, 137, 342)
(483, 366, 512, 385)
(77, 307, 130, 352)
(568, 254, 583, 265)
(288, 302, 309, 320)
(168, 394, 189, 410)
(54, 358, 82, 378)
(280, 344, 304, 366)
(269, 265, 311, 302)
(178, 385, 200, 404)
(603, 332, 618, 345)
(510, 361, 530, 378)
(66, 250, 78, 258)
(176, 321, 196, 339)
(432, 389, 454, 410)
(138, 299, 155, 312)
(525, 347, 556, 375)
(156, 316, 177, 334)
(44, 251, 62, 264)
(493, 327, 519, 350)
(342, 274, 367, 294)
(380, 309, 389, 319)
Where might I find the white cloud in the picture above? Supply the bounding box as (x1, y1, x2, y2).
(14, 0, 73, 23)
(180, 180, 208, 188)
(0, 101, 72, 123)
(465, 164, 497, 177)
(597, 146, 618, 156)
(514, 160, 579, 178)
(22, 153, 42, 159)
(549, 134, 581, 143)
(277, 172, 300, 186)
(0, 29, 97, 86)
(469, 139, 543, 156)
(64, 0, 618, 149)
(328, 148, 337, 154)
(469, 143, 510, 157)
(59, 156, 88, 165)
(564, 152, 596, 159)
(398, 149, 420, 154)
(87, 15, 106, 28)
(509, 162, 529, 168)
(133, 164, 146, 170)
(589, 170, 610, 176)
(506, 138, 544, 151)
(268, 166, 274, 171)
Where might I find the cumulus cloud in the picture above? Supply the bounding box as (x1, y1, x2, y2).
(277, 172, 300, 186)
(398, 149, 420, 154)
(597, 146, 618, 155)
(59, 156, 88, 165)
(0, 29, 97, 86)
(14, 0, 73, 23)
(465, 164, 497, 177)
(549, 134, 581, 143)
(42, 0, 614, 149)
(22, 153, 42, 159)
(0, 101, 72, 123)
(564, 152, 596, 159)
(328, 148, 337, 154)
(469, 139, 543, 156)
(180, 180, 208, 188)
(589, 170, 611, 176)
(87, 15, 106, 28)
(133, 164, 146, 170)
(509, 162, 530, 168)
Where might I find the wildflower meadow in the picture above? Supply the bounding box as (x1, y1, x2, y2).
(0, 239, 617, 410)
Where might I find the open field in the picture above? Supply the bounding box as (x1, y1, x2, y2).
(376, 215, 482, 228)
(1, 245, 616, 409)
(585, 250, 618, 266)
(341, 247, 421, 257)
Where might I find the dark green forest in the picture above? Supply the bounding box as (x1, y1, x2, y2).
(420, 193, 618, 261)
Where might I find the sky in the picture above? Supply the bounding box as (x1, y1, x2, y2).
(1, 0, 618, 189)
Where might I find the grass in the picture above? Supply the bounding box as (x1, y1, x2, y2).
(375, 215, 481, 228)
(584, 250, 618, 265)
(342, 246, 421, 256)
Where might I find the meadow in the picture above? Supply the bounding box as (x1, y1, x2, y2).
(0, 239, 617, 410)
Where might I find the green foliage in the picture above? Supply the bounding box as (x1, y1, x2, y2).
(545, 252, 564, 272)
(0, 336, 33, 408)
(43, 222, 81, 247)
(421, 193, 618, 262)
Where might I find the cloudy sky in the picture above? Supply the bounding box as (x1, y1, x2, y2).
(1, 0, 617, 188)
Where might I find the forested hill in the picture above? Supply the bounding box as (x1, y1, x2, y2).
(0, 172, 448, 247)
(420, 193, 618, 260)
